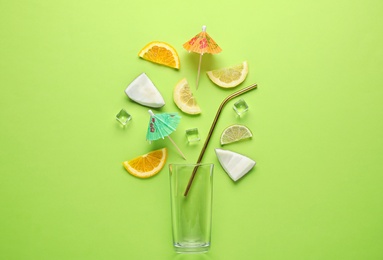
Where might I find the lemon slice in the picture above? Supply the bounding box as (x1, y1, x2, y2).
(206, 61, 248, 88)
(138, 41, 180, 69)
(173, 78, 201, 115)
(215, 148, 256, 181)
(220, 124, 252, 145)
(122, 148, 167, 178)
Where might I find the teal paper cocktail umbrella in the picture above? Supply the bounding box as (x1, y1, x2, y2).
(146, 110, 186, 160)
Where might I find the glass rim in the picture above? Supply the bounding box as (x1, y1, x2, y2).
(168, 162, 214, 167)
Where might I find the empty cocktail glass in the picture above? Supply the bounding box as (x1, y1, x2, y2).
(169, 163, 214, 253)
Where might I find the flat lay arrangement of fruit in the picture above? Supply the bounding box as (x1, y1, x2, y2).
(118, 26, 257, 184)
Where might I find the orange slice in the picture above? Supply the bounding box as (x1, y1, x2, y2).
(138, 41, 180, 69)
(122, 148, 167, 178)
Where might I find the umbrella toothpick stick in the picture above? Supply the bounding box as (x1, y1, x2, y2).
(167, 135, 187, 160)
(196, 54, 203, 89)
(183, 83, 258, 196)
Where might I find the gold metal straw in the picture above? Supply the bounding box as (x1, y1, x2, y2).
(183, 83, 258, 196)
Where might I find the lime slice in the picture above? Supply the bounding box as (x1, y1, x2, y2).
(220, 124, 252, 145)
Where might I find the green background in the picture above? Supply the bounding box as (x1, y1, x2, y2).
(1, 0, 383, 259)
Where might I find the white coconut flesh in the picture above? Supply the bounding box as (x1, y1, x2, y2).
(215, 148, 256, 181)
(125, 73, 165, 108)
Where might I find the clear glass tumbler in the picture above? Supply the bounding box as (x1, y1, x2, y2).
(169, 163, 214, 253)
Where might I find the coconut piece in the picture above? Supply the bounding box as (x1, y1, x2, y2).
(215, 148, 256, 181)
(125, 73, 165, 108)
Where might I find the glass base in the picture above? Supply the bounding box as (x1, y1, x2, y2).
(174, 243, 210, 254)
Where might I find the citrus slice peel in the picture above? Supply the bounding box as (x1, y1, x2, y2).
(220, 124, 252, 145)
(138, 41, 180, 69)
(122, 148, 167, 178)
(207, 61, 248, 88)
(173, 78, 201, 115)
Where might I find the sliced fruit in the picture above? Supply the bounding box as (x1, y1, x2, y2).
(123, 148, 167, 178)
(215, 148, 256, 181)
(173, 78, 201, 115)
(220, 124, 252, 145)
(206, 61, 248, 88)
(138, 41, 180, 69)
(125, 73, 165, 108)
